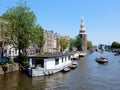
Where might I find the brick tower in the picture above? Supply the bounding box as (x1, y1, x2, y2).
(79, 17, 87, 52)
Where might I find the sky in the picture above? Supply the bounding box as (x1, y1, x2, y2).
(0, 0, 120, 45)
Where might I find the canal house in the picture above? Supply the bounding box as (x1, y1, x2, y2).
(28, 53, 72, 76)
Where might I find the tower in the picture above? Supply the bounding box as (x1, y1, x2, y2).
(79, 17, 87, 52)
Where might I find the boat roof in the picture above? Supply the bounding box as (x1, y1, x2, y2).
(96, 57, 108, 60)
(28, 53, 72, 59)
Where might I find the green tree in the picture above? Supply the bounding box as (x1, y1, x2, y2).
(111, 41, 120, 49)
(0, 19, 8, 57)
(31, 24, 45, 53)
(60, 38, 68, 52)
(87, 41, 93, 50)
(75, 35, 82, 51)
(69, 38, 76, 51)
(1, 2, 36, 60)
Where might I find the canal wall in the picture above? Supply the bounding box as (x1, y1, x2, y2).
(0, 63, 19, 75)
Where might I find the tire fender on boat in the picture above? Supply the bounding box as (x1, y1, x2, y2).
(43, 71, 49, 76)
(48, 71, 53, 75)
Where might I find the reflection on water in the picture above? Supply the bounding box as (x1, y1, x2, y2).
(0, 52, 120, 90)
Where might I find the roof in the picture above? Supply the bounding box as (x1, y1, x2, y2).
(28, 53, 72, 59)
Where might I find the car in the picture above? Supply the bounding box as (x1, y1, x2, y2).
(0, 57, 10, 65)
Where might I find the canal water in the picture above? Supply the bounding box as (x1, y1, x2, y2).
(0, 52, 120, 90)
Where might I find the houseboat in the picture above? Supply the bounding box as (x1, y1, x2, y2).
(28, 53, 72, 76)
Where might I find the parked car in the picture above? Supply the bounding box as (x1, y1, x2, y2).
(0, 57, 10, 65)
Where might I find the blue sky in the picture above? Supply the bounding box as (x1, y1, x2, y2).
(0, 0, 120, 45)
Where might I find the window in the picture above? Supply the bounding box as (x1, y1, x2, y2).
(62, 57, 64, 63)
(33, 59, 44, 68)
(65, 57, 66, 62)
(68, 56, 71, 60)
(15, 49, 17, 54)
(55, 58, 59, 65)
(9, 50, 11, 55)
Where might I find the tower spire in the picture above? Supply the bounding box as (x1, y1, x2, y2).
(80, 16, 86, 34)
(79, 16, 87, 52)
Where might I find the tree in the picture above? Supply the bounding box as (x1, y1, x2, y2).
(87, 41, 93, 50)
(0, 19, 8, 57)
(111, 41, 120, 49)
(60, 38, 68, 52)
(31, 24, 45, 53)
(75, 35, 82, 51)
(69, 38, 76, 51)
(1, 2, 36, 60)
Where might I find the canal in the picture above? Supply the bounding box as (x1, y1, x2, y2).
(0, 52, 120, 90)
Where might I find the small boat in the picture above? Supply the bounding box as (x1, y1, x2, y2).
(114, 53, 119, 56)
(95, 56, 108, 64)
(71, 52, 79, 60)
(79, 52, 87, 57)
(114, 52, 120, 56)
(69, 62, 78, 69)
(62, 67, 70, 72)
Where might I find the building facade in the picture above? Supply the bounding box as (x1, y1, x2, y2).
(79, 17, 87, 52)
(43, 30, 61, 53)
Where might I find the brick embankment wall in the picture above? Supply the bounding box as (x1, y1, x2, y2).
(0, 63, 19, 75)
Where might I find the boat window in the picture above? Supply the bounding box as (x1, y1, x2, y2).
(15, 49, 17, 54)
(65, 57, 66, 62)
(68, 56, 71, 60)
(55, 58, 59, 65)
(62, 57, 64, 63)
(33, 59, 44, 68)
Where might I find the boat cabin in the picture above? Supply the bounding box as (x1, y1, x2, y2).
(28, 53, 72, 76)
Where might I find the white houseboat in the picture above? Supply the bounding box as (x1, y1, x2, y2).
(28, 53, 72, 76)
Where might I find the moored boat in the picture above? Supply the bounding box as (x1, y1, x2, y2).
(27, 53, 72, 76)
(62, 67, 71, 72)
(69, 62, 78, 69)
(95, 56, 108, 64)
(71, 51, 80, 60)
(79, 52, 87, 57)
